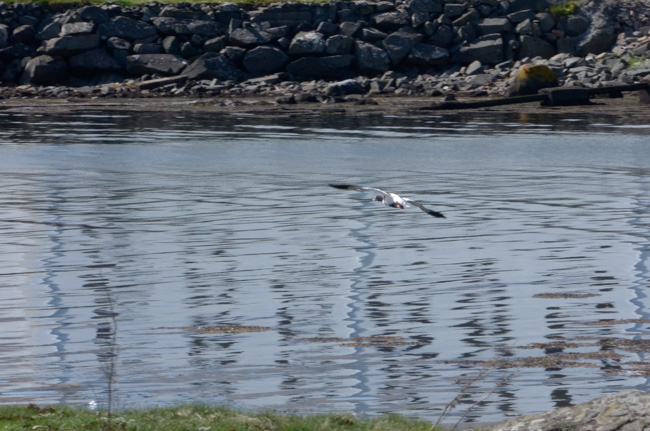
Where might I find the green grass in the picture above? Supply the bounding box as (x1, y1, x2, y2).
(0, 404, 445, 431)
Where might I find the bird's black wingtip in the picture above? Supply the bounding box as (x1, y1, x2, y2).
(428, 211, 446, 218)
(329, 184, 351, 190)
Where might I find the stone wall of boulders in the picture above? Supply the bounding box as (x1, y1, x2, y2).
(0, 0, 649, 93)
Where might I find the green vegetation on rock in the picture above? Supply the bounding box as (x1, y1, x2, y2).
(549, 1, 581, 16)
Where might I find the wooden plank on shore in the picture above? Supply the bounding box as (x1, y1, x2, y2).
(424, 82, 650, 110)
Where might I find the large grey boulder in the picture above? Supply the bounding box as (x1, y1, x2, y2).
(288, 31, 326, 56)
(126, 54, 186, 76)
(490, 391, 650, 431)
(382, 30, 423, 64)
(44, 34, 100, 56)
(355, 40, 390, 75)
(286, 55, 354, 79)
(242, 46, 290, 75)
(99, 16, 158, 41)
(453, 36, 504, 65)
(21, 55, 68, 84)
(182, 52, 246, 81)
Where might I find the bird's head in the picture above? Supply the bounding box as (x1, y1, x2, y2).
(372, 195, 384, 202)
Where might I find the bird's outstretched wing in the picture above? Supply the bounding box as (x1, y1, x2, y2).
(404, 198, 446, 218)
(329, 184, 389, 197)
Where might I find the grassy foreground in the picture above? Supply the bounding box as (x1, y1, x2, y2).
(0, 404, 444, 431)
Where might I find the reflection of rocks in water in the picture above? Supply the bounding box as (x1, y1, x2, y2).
(533, 292, 600, 299)
(298, 335, 424, 348)
(180, 324, 272, 334)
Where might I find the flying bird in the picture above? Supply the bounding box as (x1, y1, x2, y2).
(329, 184, 445, 218)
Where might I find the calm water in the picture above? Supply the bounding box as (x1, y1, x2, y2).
(1, 105, 650, 424)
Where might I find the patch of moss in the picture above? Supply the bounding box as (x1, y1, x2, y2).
(550, 1, 580, 17)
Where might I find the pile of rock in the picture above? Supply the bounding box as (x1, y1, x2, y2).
(0, 0, 649, 101)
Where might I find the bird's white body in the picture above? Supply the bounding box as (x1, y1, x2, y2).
(329, 184, 445, 218)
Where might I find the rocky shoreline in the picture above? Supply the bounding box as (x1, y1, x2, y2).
(1, 0, 650, 103)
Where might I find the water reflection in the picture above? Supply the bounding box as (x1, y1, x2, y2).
(1, 108, 650, 424)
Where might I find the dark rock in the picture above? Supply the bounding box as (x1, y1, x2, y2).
(69, 48, 123, 71)
(36, 21, 62, 41)
(453, 8, 480, 27)
(2, 59, 24, 82)
(221, 46, 246, 62)
(182, 52, 245, 81)
(429, 24, 454, 47)
(577, 28, 617, 56)
(535, 12, 555, 33)
(557, 36, 579, 54)
(382, 30, 423, 64)
(126, 53, 186, 76)
(44, 34, 101, 56)
(506, 9, 535, 24)
(180, 41, 199, 58)
(453, 35, 504, 65)
(288, 31, 326, 56)
(339, 21, 364, 37)
(518, 35, 555, 59)
(405, 42, 449, 66)
(78, 6, 109, 24)
(203, 36, 226, 52)
(187, 20, 221, 37)
(406, 0, 443, 14)
(12, 25, 35, 44)
(325, 78, 365, 96)
(99, 16, 158, 41)
(286, 55, 355, 79)
(360, 27, 388, 42)
(508, 0, 549, 13)
(317, 21, 338, 37)
(355, 40, 390, 75)
(243, 46, 290, 75)
(228, 26, 272, 48)
(150, 17, 191, 35)
(474, 17, 513, 36)
(248, 4, 313, 29)
(326, 34, 354, 55)
(373, 10, 411, 30)
(21, 55, 68, 84)
(133, 43, 163, 54)
(444, 3, 466, 19)
(60, 22, 95, 36)
(162, 35, 182, 54)
(107, 37, 131, 51)
(565, 14, 590, 37)
(0, 24, 9, 49)
(0, 43, 36, 60)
